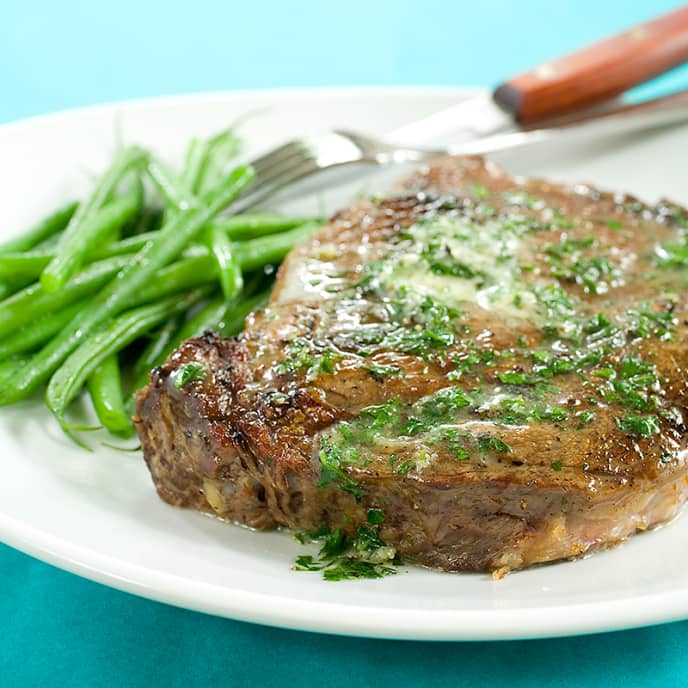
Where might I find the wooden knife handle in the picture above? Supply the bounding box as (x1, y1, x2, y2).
(494, 6, 688, 125)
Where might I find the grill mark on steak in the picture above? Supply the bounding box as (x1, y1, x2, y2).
(136, 156, 688, 574)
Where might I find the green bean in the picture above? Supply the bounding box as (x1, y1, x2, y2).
(0, 253, 51, 280)
(126, 207, 164, 235)
(156, 127, 242, 213)
(132, 315, 182, 379)
(93, 232, 157, 258)
(195, 129, 242, 195)
(180, 137, 207, 195)
(132, 223, 316, 302)
(0, 245, 259, 341)
(0, 283, 9, 301)
(87, 354, 134, 438)
(0, 165, 254, 405)
(132, 224, 318, 303)
(47, 292, 202, 440)
(147, 158, 193, 211)
(176, 297, 229, 340)
(41, 151, 146, 293)
(33, 233, 62, 251)
(0, 255, 131, 339)
(129, 290, 268, 396)
(233, 221, 319, 271)
(210, 213, 322, 240)
(0, 213, 320, 282)
(0, 202, 78, 254)
(0, 356, 27, 385)
(0, 247, 138, 282)
(134, 254, 216, 303)
(0, 275, 37, 300)
(0, 252, 209, 327)
(0, 301, 85, 360)
(0, 219, 310, 342)
(128, 213, 315, 244)
(205, 225, 243, 302)
(129, 297, 227, 395)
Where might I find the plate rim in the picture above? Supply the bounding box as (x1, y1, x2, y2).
(0, 84, 481, 131)
(3, 509, 688, 641)
(1, 85, 687, 641)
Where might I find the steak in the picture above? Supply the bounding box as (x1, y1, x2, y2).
(136, 156, 688, 575)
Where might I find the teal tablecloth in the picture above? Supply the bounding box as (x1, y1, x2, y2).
(2, 1, 687, 685)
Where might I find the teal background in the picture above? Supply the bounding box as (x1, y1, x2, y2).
(2, 0, 688, 685)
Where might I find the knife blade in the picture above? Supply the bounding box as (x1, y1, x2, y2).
(386, 5, 688, 147)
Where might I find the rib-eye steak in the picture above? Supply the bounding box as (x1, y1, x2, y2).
(136, 156, 688, 575)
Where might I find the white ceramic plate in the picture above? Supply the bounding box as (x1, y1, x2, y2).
(1, 87, 687, 641)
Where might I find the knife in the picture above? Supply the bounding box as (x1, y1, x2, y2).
(387, 5, 688, 147)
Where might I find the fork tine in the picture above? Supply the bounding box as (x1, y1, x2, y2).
(229, 155, 323, 213)
(249, 142, 314, 190)
(231, 130, 373, 214)
(249, 140, 309, 176)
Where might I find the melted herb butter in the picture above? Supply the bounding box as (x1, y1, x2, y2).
(543, 236, 624, 295)
(276, 207, 681, 457)
(273, 339, 342, 379)
(379, 215, 539, 320)
(317, 387, 517, 495)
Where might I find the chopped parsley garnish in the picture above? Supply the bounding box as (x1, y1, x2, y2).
(616, 413, 660, 437)
(502, 189, 543, 208)
(294, 524, 331, 544)
(318, 349, 338, 374)
(600, 355, 659, 412)
(317, 443, 366, 500)
(293, 524, 398, 581)
(655, 240, 688, 268)
(292, 555, 323, 571)
(592, 366, 615, 380)
(544, 236, 596, 259)
(321, 559, 397, 581)
(468, 184, 490, 199)
(535, 285, 579, 340)
(551, 460, 563, 471)
(173, 362, 206, 389)
(584, 312, 614, 336)
(395, 460, 414, 476)
(575, 410, 596, 427)
(444, 428, 471, 461)
(498, 371, 536, 385)
(274, 339, 343, 378)
(274, 338, 311, 375)
(543, 233, 621, 295)
(367, 508, 385, 524)
(495, 397, 567, 426)
(551, 255, 620, 295)
(361, 364, 404, 381)
(349, 294, 462, 359)
(319, 528, 347, 558)
(626, 305, 676, 340)
(420, 386, 472, 420)
(477, 434, 511, 454)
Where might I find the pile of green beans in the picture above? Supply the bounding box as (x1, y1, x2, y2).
(0, 128, 320, 446)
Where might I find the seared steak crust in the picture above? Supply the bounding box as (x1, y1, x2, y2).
(137, 156, 688, 574)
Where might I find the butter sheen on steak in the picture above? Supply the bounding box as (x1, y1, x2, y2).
(136, 156, 688, 575)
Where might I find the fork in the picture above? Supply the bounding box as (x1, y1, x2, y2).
(230, 89, 688, 214)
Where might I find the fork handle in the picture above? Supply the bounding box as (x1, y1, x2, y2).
(494, 6, 688, 125)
